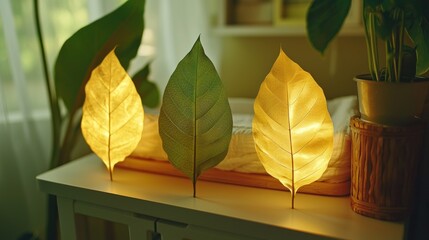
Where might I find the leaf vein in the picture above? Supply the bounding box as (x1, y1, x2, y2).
(110, 108, 141, 135)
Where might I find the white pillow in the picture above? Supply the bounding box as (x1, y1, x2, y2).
(131, 96, 357, 183)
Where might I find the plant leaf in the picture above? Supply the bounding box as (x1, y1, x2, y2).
(132, 64, 160, 108)
(407, 13, 429, 74)
(252, 49, 334, 208)
(81, 49, 144, 180)
(306, 0, 351, 54)
(158, 37, 233, 197)
(55, 0, 145, 112)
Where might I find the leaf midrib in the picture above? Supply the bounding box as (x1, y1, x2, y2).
(193, 40, 200, 188)
(108, 54, 113, 177)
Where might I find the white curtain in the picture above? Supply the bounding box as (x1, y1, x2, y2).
(0, 0, 120, 238)
(1, 0, 50, 239)
(145, 0, 221, 93)
(0, 0, 219, 238)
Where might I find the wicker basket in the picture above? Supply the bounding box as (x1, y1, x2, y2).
(350, 116, 425, 221)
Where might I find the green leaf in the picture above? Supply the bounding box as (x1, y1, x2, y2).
(158, 37, 233, 197)
(306, 0, 351, 54)
(132, 64, 160, 108)
(407, 12, 429, 74)
(54, 0, 145, 111)
(365, 0, 380, 9)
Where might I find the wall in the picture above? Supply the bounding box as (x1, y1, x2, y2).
(218, 35, 369, 100)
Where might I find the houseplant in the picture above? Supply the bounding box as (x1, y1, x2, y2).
(306, 0, 429, 222)
(306, 0, 429, 125)
(34, 0, 158, 238)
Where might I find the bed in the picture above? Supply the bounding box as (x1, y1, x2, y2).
(118, 96, 357, 196)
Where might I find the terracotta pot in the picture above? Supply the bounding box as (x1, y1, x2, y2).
(355, 74, 429, 126)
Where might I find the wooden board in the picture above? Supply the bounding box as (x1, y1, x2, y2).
(118, 157, 350, 196)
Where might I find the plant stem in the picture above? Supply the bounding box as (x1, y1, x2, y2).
(193, 181, 196, 198)
(57, 112, 78, 165)
(34, 1, 62, 239)
(34, 0, 62, 167)
(385, 35, 393, 82)
(385, 8, 405, 82)
(364, 9, 380, 81)
(396, 9, 405, 82)
(392, 9, 405, 82)
(291, 192, 295, 209)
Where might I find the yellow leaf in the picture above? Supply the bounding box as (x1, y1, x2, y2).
(252, 49, 333, 208)
(81, 49, 144, 180)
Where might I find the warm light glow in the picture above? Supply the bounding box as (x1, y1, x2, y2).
(252, 49, 333, 208)
(81, 49, 144, 180)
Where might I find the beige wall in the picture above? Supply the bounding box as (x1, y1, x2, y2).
(218, 35, 369, 100)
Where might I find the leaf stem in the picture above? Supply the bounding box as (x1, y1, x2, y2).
(291, 192, 295, 209)
(109, 167, 113, 181)
(285, 55, 295, 209)
(34, 0, 62, 167)
(193, 181, 196, 198)
(364, 8, 380, 81)
(34, 1, 62, 239)
(56, 111, 78, 166)
(192, 39, 201, 198)
(388, 8, 404, 82)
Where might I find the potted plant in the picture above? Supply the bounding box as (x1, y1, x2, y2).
(34, 0, 159, 238)
(306, 0, 429, 221)
(306, 0, 429, 125)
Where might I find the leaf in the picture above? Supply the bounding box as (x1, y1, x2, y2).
(306, 0, 351, 54)
(252, 49, 334, 208)
(158, 37, 233, 197)
(407, 13, 429, 74)
(132, 64, 160, 108)
(55, 0, 145, 112)
(81, 49, 144, 180)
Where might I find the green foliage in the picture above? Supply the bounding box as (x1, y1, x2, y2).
(407, 11, 429, 74)
(53, 0, 159, 166)
(36, 1, 160, 239)
(54, 0, 150, 111)
(306, 0, 351, 54)
(158, 37, 233, 197)
(306, 0, 429, 82)
(132, 64, 160, 108)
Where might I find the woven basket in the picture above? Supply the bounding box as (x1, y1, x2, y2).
(350, 116, 425, 221)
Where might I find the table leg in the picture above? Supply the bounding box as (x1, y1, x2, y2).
(57, 196, 77, 240)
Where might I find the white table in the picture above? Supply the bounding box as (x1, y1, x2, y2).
(37, 154, 404, 240)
